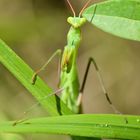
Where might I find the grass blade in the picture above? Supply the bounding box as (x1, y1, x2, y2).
(0, 114, 140, 139)
(0, 39, 73, 116)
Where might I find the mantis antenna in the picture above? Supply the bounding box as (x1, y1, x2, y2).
(79, 0, 92, 17)
(66, 0, 76, 17)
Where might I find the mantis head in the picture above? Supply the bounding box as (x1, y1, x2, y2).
(67, 17, 86, 28)
(66, 0, 92, 28)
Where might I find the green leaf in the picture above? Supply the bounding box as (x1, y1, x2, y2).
(82, 0, 140, 41)
(0, 114, 140, 139)
(0, 39, 73, 116)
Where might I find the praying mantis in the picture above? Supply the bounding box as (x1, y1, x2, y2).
(31, 0, 119, 114)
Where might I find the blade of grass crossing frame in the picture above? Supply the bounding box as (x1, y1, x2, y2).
(0, 39, 73, 116)
(0, 114, 140, 139)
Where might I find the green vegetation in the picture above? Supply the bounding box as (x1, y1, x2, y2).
(0, 114, 140, 139)
(0, 0, 140, 140)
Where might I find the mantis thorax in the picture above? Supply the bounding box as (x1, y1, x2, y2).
(67, 17, 86, 28)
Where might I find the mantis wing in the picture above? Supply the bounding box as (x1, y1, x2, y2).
(82, 0, 140, 42)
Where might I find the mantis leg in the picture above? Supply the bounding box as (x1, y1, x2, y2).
(31, 49, 62, 85)
(14, 50, 63, 125)
(77, 57, 121, 114)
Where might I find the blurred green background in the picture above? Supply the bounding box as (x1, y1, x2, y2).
(0, 0, 140, 139)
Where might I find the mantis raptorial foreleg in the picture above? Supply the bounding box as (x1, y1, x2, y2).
(32, 49, 62, 85)
(77, 57, 121, 114)
(14, 49, 64, 126)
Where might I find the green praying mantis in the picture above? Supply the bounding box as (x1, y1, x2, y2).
(12, 1, 126, 125)
(30, 0, 119, 114)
